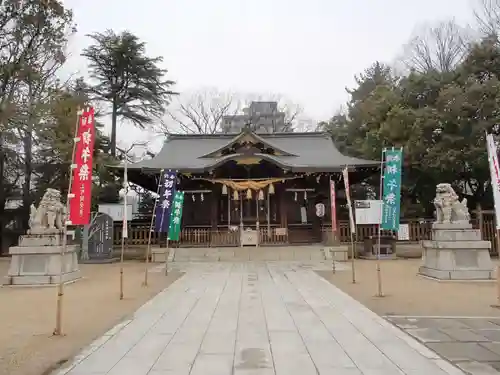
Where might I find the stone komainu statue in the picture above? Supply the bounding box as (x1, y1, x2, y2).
(433, 183, 470, 224)
(28, 188, 66, 234)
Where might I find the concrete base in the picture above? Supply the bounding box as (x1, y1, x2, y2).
(170, 246, 327, 262)
(4, 234, 81, 286)
(359, 253, 398, 260)
(418, 225, 494, 281)
(80, 258, 119, 264)
(418, 265, 494, 280)
(151, 248, 170, 263)
(323, 245, 349, 261)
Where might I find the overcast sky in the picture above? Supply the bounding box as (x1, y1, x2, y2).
(62, 0, 476, 151)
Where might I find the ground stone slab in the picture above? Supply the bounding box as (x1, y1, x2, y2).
(457, 361, 500, 375)
(385, 316, 500, 374)
(54, 261, 467, 375)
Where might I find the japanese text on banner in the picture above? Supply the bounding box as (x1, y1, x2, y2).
(342, 167, 356, 234)
(381, 149, 403, 231)
(155, 170, 177, 233)
(168, 191, 185, 241)
(69, 108, 95, 225)
(329, 180, 337, 235)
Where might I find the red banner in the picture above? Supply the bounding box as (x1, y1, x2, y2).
(330, 180, 337, 235)
(69, 107, 95, 225)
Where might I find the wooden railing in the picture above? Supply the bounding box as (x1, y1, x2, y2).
(113, 218, 498, 254)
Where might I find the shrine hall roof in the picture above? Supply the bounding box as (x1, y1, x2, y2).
(124, 131, 379, 173)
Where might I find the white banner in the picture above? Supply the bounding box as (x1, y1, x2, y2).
(487, 133, 500, 229)
(342, 167, 356, 234)
(329, 180, 337, 234)
(123, 165, 129, 238)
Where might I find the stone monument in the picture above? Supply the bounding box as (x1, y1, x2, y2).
(80, 212, 117, 263)
(4, 188, 81, 285)
(419, 183, 494, 280)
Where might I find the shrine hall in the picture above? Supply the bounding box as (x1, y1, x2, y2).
(120, 127, 379, 246)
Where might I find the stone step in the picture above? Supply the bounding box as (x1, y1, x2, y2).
(152, 247, 327, 262)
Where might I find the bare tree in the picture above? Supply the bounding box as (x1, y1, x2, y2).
(399, 19, 473, 73)
(474, 0, 500, 36)
(160, 89, 306, 134)
(161, 88, 242, 134)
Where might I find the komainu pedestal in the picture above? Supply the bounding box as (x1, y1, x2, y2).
(5, 234, 80, 285)
(418, 183, 494, 280)
(4, 188, 80, 286)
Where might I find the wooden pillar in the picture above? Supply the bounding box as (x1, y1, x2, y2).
(210, 190, 218, 231)
(279, 186, 288, 243)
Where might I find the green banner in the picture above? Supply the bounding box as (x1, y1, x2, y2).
(381, 149, 403, 231)
(168, 191, 184, 241)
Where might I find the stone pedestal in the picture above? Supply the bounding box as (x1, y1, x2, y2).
(419, 223, 494, 280)
(151, 247, 170, 263)
(4, 234, 81, 286)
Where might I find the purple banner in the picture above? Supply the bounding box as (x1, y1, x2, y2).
(155, 170, 177, 233)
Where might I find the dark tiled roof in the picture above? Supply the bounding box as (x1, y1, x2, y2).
(124, 132, 379, 172)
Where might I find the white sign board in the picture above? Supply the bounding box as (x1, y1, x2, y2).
(398, 223, 410, 240)
(355, 200, 382, 225)
(98, 204, 133, 222)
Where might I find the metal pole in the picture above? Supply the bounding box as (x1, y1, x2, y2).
(54, 107, 81, 336)
(228, 189, 231, 229)
(376, 148, 386, 297)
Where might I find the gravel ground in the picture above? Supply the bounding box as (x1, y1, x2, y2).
(0, 258, 182, 375)
(317, 258, 500, 317)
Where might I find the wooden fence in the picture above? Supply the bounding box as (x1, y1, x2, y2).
(113, 218, 498, 253)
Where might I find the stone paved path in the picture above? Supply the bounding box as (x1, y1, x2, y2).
(55, 262, 465, 375)
(386, 316, 500, 375)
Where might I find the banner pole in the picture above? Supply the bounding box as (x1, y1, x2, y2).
(165, 238, 169, 276)
(376, 148, 386, 298)
(54, 107, 82, 336)
(350, 227, 355, 283)
(120, 157, 128, 300)
(144, 170, 163, 287)
(343, 166, 356, 284)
